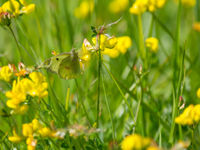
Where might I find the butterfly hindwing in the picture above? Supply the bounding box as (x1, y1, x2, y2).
(58, 52, 80, 79)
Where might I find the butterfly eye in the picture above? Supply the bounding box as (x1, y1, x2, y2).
(56, 58, 59, 61)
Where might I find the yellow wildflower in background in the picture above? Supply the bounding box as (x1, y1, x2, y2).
(12, 104, 29, 114)
(175, 104, 200, 125)
(74, 0, 94, 19)
(148, 0, 166, 12)
(147, 146, 160, 150)
(8, 130, 22, 143)
(38, 127, 54, 137)
(32, 119, 43, 131)
(23, 123, 33, 137)
(116, 36, 132, 54)
(129, 0, 148, 15)
(129, 0, 166, 15)
(197, 88, 200, 98)
(109, 0, 129, 14)
(121, 134, 151, 150)
(193, 22, 200, 32)
(26, 136, 37, 150)
(181, 0, 196, 7)
(0, 66, 13, 82)
(9, 119, 59, 149)
(145, 37, 159, 52)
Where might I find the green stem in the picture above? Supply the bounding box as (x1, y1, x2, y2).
(75, 79, 92, 126)
(138, 15, 147, 69)
(8, 25, 22, 61)
(103, 63, 135, 122)
(102, 74, 115, 140)
(148, 15, 154, 37)
(97, 34, 101, 128)
(169, 0, 182, 144)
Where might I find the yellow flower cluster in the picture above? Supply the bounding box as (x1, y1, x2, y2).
(0, 0, 35, 25)
(197, 88, 200, 98)
(121, 134, 154, 150)
(0, 66, 13, 82)
(0, 0, 35, 16)
(92, 35, 132, 58)
(129, 0, 166, 15)
(9, 119, 57, 150)
(5, 72, 48, 114)
(145, 37, 159, 52)
(79, 35, 132, 69)
(175, 104, 200, 125)
(109, 0, 129, 14)
(74, 0, 94, 19)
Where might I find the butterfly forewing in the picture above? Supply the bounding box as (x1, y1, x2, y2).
(39, 51, 81, 80)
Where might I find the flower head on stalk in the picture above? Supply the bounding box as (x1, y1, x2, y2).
(0, 0, 35, 26)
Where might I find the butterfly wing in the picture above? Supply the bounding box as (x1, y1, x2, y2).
(39, 53, 71, 74)
(58, 52, 80, 79)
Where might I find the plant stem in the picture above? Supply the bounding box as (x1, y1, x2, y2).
(97, 34, 101, 128)
(102, 74, 115, 140)
(103, 63, 135, 122)
(8, 25, 22, 61)
(75, 79, 92, 126)
(169, 0, 182, 144)
(138, 15, 147, 69)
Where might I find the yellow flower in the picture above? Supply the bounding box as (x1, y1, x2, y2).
(175, 104, 200, 125)
(104, 36, 118, 49)
(197, 88, 200, 98)
(22, 123, 33, 137)
(109, 0, 129, 13)
(130, 0, 166, 14)
(32, 119, 43, 131)
(129, 0, 148, 14)
(26, 72, 48, 98)
(21, 4, 35, 14)
(8, 130, 22, 143)
(121, 134, 151, 150)
(74, 0, 94, 19)
(26, 136, 37, 150)
(6, 79, 27, 109)
(115, 36, 132, 54)
(147, 146, 160, 150)
(38, 127, 53, 137)
(92, 35, 132, 58)
(19, 0, 27, 6)
(181, 0, 196, 7)
(145, 37, 159, 52)
(148, 0, 166, 12)
(193, 22, 200, 32)
(0, 66, 13, 82)
(12, 104, 29, 114)
(1, 0, 20, 16)
(102, 48, 120, 58)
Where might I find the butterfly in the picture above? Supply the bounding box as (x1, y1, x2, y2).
(39, 50, 81, 80)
